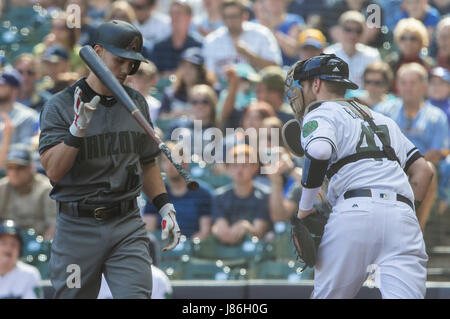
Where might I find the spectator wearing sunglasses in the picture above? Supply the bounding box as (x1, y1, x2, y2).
(13, 54, 48, 113)
(324, 10, 381, 89)
(346, 61, 397, 108)
(387, 18, 434, 94)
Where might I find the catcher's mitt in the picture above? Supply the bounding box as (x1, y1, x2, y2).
(291, 210, 328, 269)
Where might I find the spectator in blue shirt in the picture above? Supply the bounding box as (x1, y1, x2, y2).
(253, 0, 305, 66)
(428, 67, 450, 124)
(212, 144, 271, 245)
(142, 142, 213, 240)
(374, 62, 448, 230)
(399, 0, 441, 38)
(150, 1, 203, 75)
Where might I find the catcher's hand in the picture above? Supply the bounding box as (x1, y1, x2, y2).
(291, 210, 328, 269)
(69, 86, 100, 137)
(159, 203, 181, 252)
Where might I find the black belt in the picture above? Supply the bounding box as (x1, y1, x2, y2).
(344, 189, 414, 210)
(59, 199, 137, 221)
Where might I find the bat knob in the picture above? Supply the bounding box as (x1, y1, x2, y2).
(187, 181, 199, 191)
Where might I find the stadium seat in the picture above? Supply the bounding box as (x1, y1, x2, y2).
(182, 257, 229, 281)
(248, 260, 314, 281)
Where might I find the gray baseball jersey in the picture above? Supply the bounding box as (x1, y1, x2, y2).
(38, 78, 160, 204)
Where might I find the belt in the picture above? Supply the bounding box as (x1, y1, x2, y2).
(343, 189, 414, 211)
(59, 199, 137, 221)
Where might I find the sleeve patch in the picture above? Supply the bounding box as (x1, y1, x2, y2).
(302, 120, 318, 138)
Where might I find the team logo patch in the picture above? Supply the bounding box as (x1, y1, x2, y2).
(302, 120, 318, 138)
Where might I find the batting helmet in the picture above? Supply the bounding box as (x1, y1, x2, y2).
(92, 20, 147, 75)
(0, 219, 22, 248)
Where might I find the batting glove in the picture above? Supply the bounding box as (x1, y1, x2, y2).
(159, 203, 181, 252)
(69, 86, 100, 137)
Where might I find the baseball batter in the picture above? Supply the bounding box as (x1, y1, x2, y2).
(38, 20, 181, 299)
(285, 54, 434, 298)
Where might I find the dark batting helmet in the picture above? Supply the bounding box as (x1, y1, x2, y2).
(92, 20, 147, 75)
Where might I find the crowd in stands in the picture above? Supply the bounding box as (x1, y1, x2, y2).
(0, 0, 449, 298)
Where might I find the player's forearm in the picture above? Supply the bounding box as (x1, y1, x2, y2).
(40, 142, 80, 183)
(407, 158, 434, 202)
(141, 161, 168, 201)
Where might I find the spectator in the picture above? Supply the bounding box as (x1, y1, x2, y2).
(98, 233, 173, 299)
(87, 0, 113, 22)
(428, 67, 450, 124)
(65, 0, 98, 47)
(41, 45, 71, 94)
(430, 0, 450, 15)
(159, 47, 214, 121)
(387, 18, 434, 94)
(203, 0, 282, 80)
(127, 61, 161, 125)
(0, 145, 56, 239)
(256, 66, 294, 124)
(104, 0, 137, 23)
(0, 219, 43, 299)
(0, 69, 38, 159)
(169, 84, 219, 143)
(212, 144, 271, 244)
(33, 11, 84, 74)
(219, 63, 261, 129)
(297, 28, 327, 60)
(150, 1, 202, 74)
(399, 0, 441, 39)
(194, 0, 224, 37)
(142, 142, 213, 240)
(436, 17, 450, 70)
(324, 11, 381, 89)
(346, 61, 397, 108)
(374, 63, 448, 230)
(324, 0, 383, 47)
(131, 0, 171, 50)
(13, 54, 48, 113)
(253, 0, 305, 66)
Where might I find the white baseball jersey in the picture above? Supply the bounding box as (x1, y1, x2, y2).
(301, 100, 420, 207)
(0, 261, 42, 299)
(98, 265, 173, 299)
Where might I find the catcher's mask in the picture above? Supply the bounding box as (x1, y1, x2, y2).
(283, 54, 358, 157)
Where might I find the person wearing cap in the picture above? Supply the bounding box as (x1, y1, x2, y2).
(41, 44, 71, 94)
(159, 47, 214, 122)
(149, 1, 203, 74)
(428, 67, 450, 124)
(219, 62, 261, 129)
(0, 69, 39, 172)
(298, 28, 326, 60)
(0, 219, 43, 299)
(0, 144, 56, 239)
(324, 10, 381, 89)
(286, 54, 432, 298)
(38, 20, 182, 298)
(256, 65, 294, 124)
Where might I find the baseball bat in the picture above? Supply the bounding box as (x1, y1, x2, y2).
(79, 45, 199, 191)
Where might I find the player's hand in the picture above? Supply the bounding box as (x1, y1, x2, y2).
(69, 86, 100, 137)
(159, 203, 181, 252)
(297, 207, 316, 219)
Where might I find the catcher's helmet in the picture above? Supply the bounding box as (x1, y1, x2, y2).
(92, 20, 147, 75)
(0, 219, 22, 248)
(292, 53, 358, 90)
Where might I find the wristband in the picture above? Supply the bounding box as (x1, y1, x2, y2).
(63, 132, 83, 149)
(153, 193, 171, 211)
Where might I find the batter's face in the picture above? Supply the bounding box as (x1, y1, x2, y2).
(98, 47, 135, 84)
(0, 234, 20, 270)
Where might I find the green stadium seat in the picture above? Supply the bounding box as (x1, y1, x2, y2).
(182, 258, 229, 281)
(159, 260, 185, 280)
(248, 260, 314, 281)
